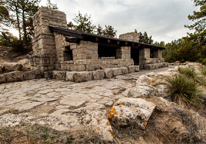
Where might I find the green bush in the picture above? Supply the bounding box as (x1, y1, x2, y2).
(202, 68, 206, 76)
(166, 75, 201, 106)
(178, 67, 196, 78)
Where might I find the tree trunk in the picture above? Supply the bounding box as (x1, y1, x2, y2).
(22, 9, 27, 48)
(15, 3, 22, 48)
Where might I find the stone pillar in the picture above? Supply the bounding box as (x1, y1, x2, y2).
(139, 48, 150, 69)
(153, 49, 162, 58)
(116, 46, 131, 59)
(31, 7, 67, 72)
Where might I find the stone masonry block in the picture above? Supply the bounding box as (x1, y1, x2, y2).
(112, 68, 122, 76)
(66, 71, 76, 81)
(128, 66, 135, 73)
(134, 66, 140, 72)
(4, 71, 24, 82)
(121, 67, 129, 74)
(104, 68, 113, 79)
(53, 71, 66, 80)
(0, 74, 6, 84)
(23, 70, 37, 80)
(44, 71, 53, 79)
(73, 71, 92, 82)
(92, 70, 104, 80)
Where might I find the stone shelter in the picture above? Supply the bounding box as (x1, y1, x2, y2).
(29, 7, 168, 82)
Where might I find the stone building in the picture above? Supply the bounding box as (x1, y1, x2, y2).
(30, 7, 168, 82)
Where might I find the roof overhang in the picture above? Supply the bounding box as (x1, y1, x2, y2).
(49, 26, 165, 50)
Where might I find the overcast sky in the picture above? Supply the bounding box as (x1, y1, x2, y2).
(12, 0, 199, 43)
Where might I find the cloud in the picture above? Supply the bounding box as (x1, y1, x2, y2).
(40, 0, 199, 43)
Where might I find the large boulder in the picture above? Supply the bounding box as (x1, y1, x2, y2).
(81, 111, 114, 142)
(3, 62, 23, 72)
(128, 83, 158, 98)
(107, 98, 156, 129)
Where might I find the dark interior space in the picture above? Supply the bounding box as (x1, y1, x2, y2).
(98, 45, 117, 58)
(150, 49, 155, 58)
(131, 48, 139, 65)
(64, 46, 73, 61)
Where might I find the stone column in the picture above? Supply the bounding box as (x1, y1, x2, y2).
(139, 48, 150, 69)
(153, 49, 162, 58)
(31, 7, 67, 72)
(116, 46, 131, 59)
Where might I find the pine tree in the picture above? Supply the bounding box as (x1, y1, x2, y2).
(102, 25, 117, 37)
(73, 12, 96, 33)
(185, 0, 206, 45)
(6, 0, 40, 50)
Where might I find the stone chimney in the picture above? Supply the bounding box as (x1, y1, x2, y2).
(119, 32, 139, 42)
(31, 7, 67, 72)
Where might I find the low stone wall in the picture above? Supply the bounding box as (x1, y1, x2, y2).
(0, 70, 42, 84)
(44, 66, 140, 82)
(0, 66, 140, 84)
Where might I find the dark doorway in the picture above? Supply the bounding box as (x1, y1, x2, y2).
(131, 48, 139, 65)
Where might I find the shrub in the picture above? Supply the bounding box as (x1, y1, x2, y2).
(166, 75, 201, 106)
(178, 67, 196, 78)
(202, 68, 206, 76)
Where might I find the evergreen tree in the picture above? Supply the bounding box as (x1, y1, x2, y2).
(135, 30, 153, 44)
(102, 25, 117, 37)
(0, 0, 10, 31)
(6, 0, 40, 50)
(73, 11, 96, 33)
(185, 0, 206, 45)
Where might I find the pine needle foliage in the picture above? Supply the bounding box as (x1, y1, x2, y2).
(178, 67, 197, 78)
(166, 75, 201, 106)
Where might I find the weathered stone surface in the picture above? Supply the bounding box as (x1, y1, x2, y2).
(81, 111, 114, 142)
(92, 70, 104, 80)
(107, 98, 156, 129)
(44, 71, 53, 79)
(60, 93, 90, 107)
(66, 71, 75, 81)
(52, 71, 66, 80)
(3, 62, 23, 72)
(112, 68, 122, 76)
(104, 68, 113, 78)
(23, 70, 37, 80)
(0, 74, 6, 83)
(121, 67, 128, 74)
(134, 65, 140, 72)
(128, 66, 135, 73)
(4, 71, 24, 82)
(136, 75, 153, 84)
(73, 71, 92, 82)
(128, 83, 158, 97)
